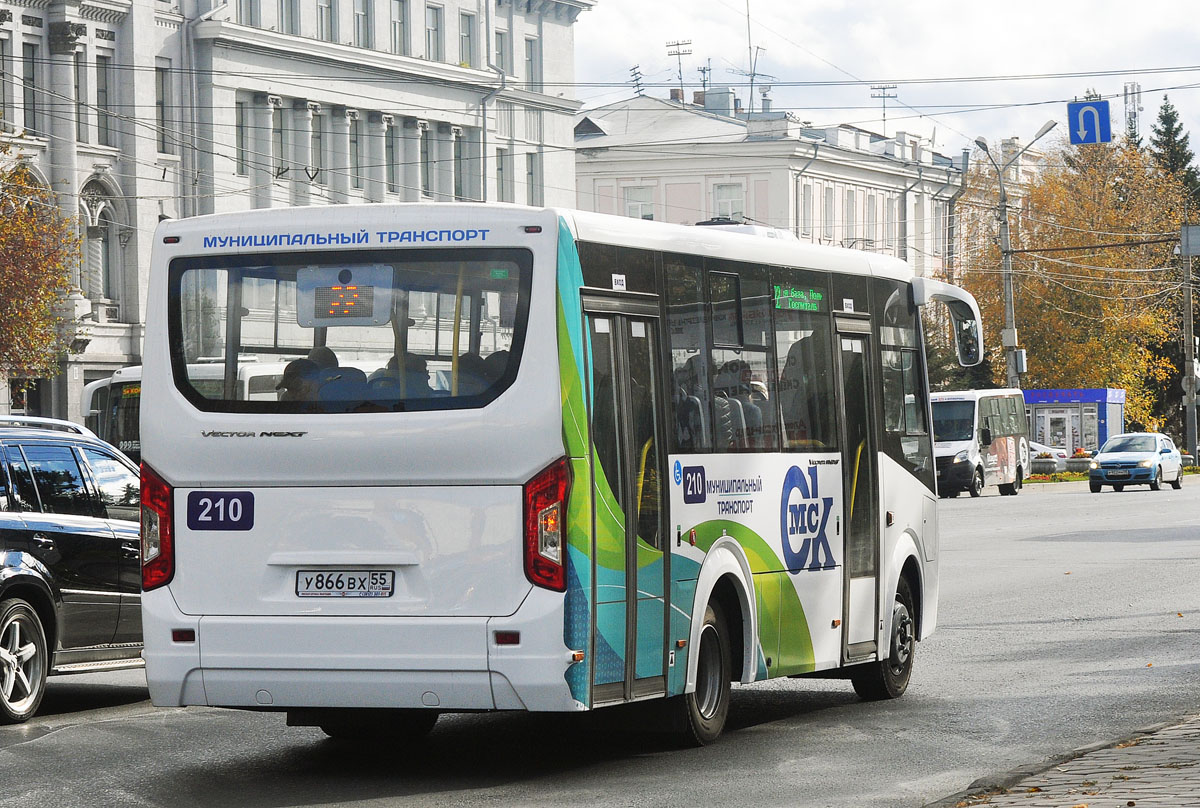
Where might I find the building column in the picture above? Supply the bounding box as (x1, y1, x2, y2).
(251, 94, 280, 209)
(402, 117, 425, 202)
(365, 111, 387, 203)
(48, 21, 83, 284)
(435, 123, 454, 202)
(291, 100, 314, 206)
(330, 106, 352, 204)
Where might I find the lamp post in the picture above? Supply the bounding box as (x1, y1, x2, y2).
(974, 120, 1058, 389)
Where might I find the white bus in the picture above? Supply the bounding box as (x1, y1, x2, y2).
(931, 389, 1030, 498)
(139, 204, 982, 745)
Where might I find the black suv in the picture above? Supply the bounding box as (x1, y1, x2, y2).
(0, 417, 142, 723)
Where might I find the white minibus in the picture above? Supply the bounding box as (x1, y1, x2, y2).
(140, 204, 982, 744)
(930, 389, 1030, 497)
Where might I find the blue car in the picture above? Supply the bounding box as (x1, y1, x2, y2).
(1089, 432, 1184, 493)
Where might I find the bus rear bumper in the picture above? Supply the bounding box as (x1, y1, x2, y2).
(142, 587, 581, 713)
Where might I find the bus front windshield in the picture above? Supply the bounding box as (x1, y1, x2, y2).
(932, 400, 975, 442)
(169, 248, 532, 414)
(110, 382, 142, 461)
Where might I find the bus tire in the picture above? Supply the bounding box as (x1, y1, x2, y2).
(674, 601, 731, 746)
(1089, 481, 1102, 493)
(999, 467, 1022, 496)
(0, 598, 48, 724)
(968, 468, 984, 497)
(1150, 467, 1162, 491)
(852, 578, 915, 701)
(318, 709, 438, 742)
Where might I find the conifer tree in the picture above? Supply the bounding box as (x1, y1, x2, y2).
(1149, 95, 1200, 207)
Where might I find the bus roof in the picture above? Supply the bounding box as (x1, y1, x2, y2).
(154, 203, 918, 285)
(930, 388, 1024, 402)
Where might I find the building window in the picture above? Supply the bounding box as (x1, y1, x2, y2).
(844, 189, 856, 244)
(454, 134, 465, 200)
(525, 151, 542, 207)
(311, 114, 325, 184)
(714, 184, 743, 220)
(386, 124, 398, 192)
(350, 117, 362, 188)
(459, 12, 475, 67)
(155, 63, 173, 154)
(279, 0, 300, 35)
(271, 104, 284, 174)
(496, 101, 513, 138)
(74, 51, 87, 142)
(235, 101, 248, 174)
(419, 125, 432, 194)
(523, 37, 541, 91)
(22, 43, 37, 135)
(494, 30, 508, 73)
(496, 146, 512, 202)
(425, 5, 443, 61)
(885, 197, 896, 247)
(801, 183, 813, 235)
(822, 186, 834, 239)
(933, 200, 947, 255)
(625, 186, 653, 220)
(0, 40, 10, 132)
(390, 0, 408, 55)
(237, 0, 260, 26)
(318, 0, 338, 42)
(96, 55, 113, 146)
(866, 193, 877, 246)
(354, 0, 373, 48)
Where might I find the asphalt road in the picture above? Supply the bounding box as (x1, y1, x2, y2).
(2, 479, 1198, 808)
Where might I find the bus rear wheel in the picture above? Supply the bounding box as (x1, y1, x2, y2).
(316, 709, 439, 742)
(999, 467, 1023, 496)
(674, 601, 731, 746)
(852, 578, 915, 701)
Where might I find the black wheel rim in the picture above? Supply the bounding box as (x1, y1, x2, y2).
(888, 601, 914, 676)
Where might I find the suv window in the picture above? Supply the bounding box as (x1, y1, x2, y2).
(3, 446, 39, 512)
(80, 447, 140, 522)
(20, 444, 100, 518)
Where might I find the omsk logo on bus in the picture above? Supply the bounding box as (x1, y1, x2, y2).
(780, 465, 836, 571)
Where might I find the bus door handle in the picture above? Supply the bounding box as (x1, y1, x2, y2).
(32, 533, 55, 551)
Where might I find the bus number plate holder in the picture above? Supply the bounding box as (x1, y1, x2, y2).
(296, 570, 395, 598)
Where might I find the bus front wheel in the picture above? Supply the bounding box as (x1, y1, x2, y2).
(852, 578, 915, 701)
(675, 601, 731, 746)
(968, 468, 984, 497)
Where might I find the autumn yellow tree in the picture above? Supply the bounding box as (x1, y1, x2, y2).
(957, 137, 1188, 429)
(0, 157, 81, 391)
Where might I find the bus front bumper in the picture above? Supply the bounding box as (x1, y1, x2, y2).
(141, 587, 583, 714)
(936, 459, 973, 491)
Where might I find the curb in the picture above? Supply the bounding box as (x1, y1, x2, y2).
(923, 720, 1178, 807)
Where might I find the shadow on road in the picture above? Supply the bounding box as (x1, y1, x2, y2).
(37, 679, 150, 719)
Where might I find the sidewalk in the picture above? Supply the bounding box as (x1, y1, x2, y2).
(928, 714, 1200, 807)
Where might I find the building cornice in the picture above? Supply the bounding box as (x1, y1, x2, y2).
(80, 0, 130, 25)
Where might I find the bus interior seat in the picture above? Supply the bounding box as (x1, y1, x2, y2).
(316, 367, 369, 411)
(453, 353, 490, 395)
(482, 350, 509, 384)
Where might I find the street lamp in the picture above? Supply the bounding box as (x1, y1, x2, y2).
(974, 120, 1058, 389)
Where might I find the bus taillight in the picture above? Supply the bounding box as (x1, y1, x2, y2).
(141, 463, 175, 591)
(523, 458, 571, 592)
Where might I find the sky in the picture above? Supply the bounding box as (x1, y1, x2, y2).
(573, 0, 1200, 160)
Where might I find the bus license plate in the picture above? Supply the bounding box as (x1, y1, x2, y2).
(296, 570, 395, 598)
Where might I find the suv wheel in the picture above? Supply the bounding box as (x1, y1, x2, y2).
(0, 598, 48, 724)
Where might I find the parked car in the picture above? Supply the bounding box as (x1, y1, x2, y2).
(1029, 441, 1068, 472)
(0, 416, 142, 723)
(1088, 432, 1184, 493)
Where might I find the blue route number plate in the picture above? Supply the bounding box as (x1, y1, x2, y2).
(186, 491, 254, 531)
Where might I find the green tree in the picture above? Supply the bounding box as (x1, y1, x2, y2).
(0, 159, 82, 387)
(1149, 95, 1200, 208)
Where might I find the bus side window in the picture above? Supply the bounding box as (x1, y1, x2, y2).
(774, 312, 837, 451)
(664, 256, 712, 452)
(873, 278, 934, 489)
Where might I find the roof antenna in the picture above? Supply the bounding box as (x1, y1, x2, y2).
(666, 40, 692, 103)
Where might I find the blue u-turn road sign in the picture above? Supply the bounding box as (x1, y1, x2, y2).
(1068, 100, 1112, 145)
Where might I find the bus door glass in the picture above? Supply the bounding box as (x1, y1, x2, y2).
(586, 303, 667, 702)
(834, 321, 878, 660)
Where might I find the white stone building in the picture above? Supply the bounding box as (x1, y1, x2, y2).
(1, 0, 594, 420)
(575, 92, 969, 279)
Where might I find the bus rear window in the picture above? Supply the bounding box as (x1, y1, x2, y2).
(167, 248, 532, 413)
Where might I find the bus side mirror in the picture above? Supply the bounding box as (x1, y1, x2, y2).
(980, 428, 992, 445)
(911, 277, 984, 367)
